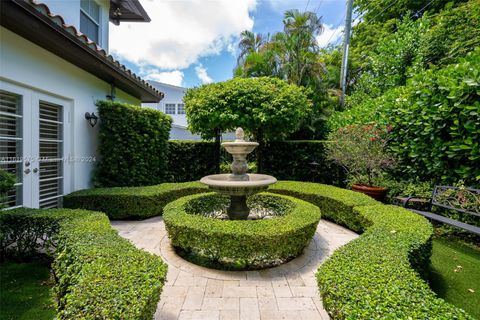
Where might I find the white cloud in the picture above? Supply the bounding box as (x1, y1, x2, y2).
(195, 64, 213, 84)
(110, 0, 257, 70)
(316, 24, 344, 47)
(144, 70, 184, 87)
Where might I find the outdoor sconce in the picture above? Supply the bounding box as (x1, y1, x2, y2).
(85, 112, 98, 127)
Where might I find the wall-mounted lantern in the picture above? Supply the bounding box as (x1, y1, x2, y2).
(85, 112, 98, 127)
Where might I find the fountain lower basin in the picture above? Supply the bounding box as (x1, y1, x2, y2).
(200, 173, 277, 196)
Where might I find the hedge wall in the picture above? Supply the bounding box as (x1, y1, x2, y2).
(165, 140, 344, 185)
(262, 141, 345, 185)
(94, 100, 172, 187)
(167, 140, 218, 182)
(0, 208, 167, 319)
(64, 181, 207, 219)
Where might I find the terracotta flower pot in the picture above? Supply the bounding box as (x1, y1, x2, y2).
(351, 184, 387, 201)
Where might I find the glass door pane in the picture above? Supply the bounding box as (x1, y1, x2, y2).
(0, 90, 23, 208)
(38, 101, 63, 208)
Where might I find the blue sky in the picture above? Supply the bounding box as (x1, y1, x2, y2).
(110, 0, 347, 88)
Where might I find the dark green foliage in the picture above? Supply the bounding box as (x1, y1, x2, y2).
(163, 192, 320, 270)
(329, 50, 480, 185)
(262, 141, 345, 185)
(0, 208, 168, 319)
(94, 100, 172, 187)
(268, 181, 471, 318)
(348, 0, 479, 102)
(64, 182, 208, 219)
(167, 141, 217, 182)
(0, 168, 16, 207)
(165, 140, 344, 184)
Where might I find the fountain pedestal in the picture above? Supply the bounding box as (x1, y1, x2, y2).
(200, 128, 277, 220)
(227, 196, 249, 220)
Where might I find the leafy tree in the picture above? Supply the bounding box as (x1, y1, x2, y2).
(184, 77, 312, 172)
(234, 10, 332, 139)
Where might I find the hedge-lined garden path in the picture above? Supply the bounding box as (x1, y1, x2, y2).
(111, 217, 357, 320)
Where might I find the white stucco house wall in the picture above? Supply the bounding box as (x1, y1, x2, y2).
(0, 0, 162, 209)
(144, 81, 235, 141)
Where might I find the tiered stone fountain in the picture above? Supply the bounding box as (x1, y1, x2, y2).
(200, 128, 277, 220)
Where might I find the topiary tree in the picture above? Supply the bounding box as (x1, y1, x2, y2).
(184, 77, 312, 172)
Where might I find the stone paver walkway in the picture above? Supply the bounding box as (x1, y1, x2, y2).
(111, 217, 357, 320)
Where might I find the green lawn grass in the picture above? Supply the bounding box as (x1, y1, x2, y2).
(0, 262, 55, 320)
(429, 238, 480, 319)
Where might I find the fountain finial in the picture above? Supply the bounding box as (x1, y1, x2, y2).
(235, 127, 245, 142)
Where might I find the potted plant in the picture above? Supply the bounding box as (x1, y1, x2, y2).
(326, 124, 396, 201)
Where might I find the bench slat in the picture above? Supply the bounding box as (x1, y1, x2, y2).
(410, 209, 480, 236)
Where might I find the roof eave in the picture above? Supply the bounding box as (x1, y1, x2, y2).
(0, 0, 162, 103)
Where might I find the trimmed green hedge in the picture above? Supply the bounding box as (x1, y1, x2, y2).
(0, 208, 167, 319)
(262, 141, 345, 185)
(63, 180, 471, 317)
(269, 181, 471, 319)
(94, 100, 172, 187)
(167, 140, 218, 182)
(163, 192, 320, 269)
(64, 182, 207, 219)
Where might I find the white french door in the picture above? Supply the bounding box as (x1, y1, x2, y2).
(0, 81, 71, 209)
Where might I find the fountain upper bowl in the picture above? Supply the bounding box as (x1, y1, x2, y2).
(200, 173, 277, 196)
(222, 141, 258, 155)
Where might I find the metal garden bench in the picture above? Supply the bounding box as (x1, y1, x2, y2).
(393, 185, 480, 235)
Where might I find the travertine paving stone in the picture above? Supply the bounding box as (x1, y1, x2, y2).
(111, 217, 357, 320)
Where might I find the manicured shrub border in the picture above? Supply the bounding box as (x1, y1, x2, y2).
(64, 182, 207, 219)
(63, 180, 470, 318)
(269, 181, 471, 319)
(163, 193, 321, 269)
(0, 208, 167, 320)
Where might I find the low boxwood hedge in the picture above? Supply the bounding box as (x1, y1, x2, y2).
(0, 208, 167, 320)
(62, 180, 471, 318)
(163, 192, 321, 270)
(269, 181, 471, 319)
(64, 182, 207, 219)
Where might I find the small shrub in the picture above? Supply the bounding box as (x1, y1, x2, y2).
(326, 125, 396, 187)
(94, 100, 172, 187)
(0, 208, 168, 319)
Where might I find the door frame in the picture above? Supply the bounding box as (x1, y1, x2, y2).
(0, 79, 73, 208)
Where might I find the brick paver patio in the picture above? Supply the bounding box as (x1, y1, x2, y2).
(111, 217, 357, 320)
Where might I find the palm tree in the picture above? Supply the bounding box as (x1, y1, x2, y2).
(237, 31, 267, 66)
(278, 10, 324, 86)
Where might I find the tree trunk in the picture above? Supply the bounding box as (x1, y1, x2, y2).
(214, 128, 221, 174)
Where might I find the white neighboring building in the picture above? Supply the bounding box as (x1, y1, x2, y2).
(0, 0, 162, 209)
(144, 81, 235, 140)
(143, 81, 202, 140)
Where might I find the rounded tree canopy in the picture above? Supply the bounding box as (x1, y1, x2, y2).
(184, 77, 312, 140)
